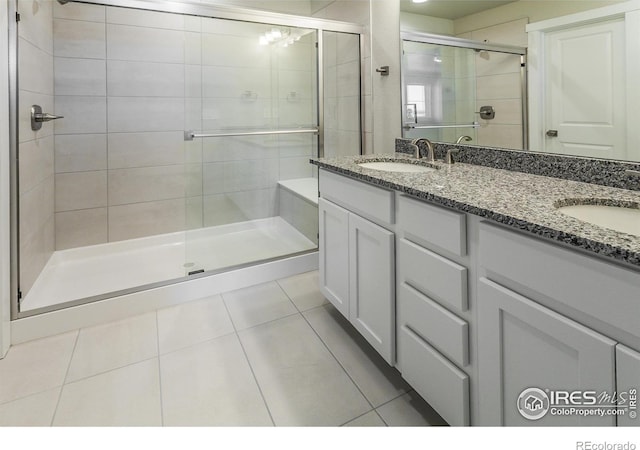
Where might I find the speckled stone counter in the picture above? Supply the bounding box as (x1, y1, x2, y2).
(395, 139, 640, 191)
(312, 153, 640, 269)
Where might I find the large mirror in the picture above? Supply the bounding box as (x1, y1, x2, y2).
(398, 0, 639, 162)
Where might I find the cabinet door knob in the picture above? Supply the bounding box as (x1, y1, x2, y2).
(546, 129, 558, 137)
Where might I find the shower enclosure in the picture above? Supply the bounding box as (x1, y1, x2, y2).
(400, 32, 527, 150)
(9, 0, 363, 318)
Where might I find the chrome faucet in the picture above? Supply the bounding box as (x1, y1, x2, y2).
(410, 138, 436, 162)
(456, 135, 472, 144)
(445, 148, 460, 164)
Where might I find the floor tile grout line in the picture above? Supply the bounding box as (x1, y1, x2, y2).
(156, 329, 237, 358)
(374, 410, 389, 427)
(57, 354, 161, 387)
(154, 311, 165, 427)
(298, 310, 376, 413)
(50, 328, 81, 426)
(372, 390, 419, 426)
(154, 297, 304, 358)
(219, 291, 240, 332)
(338, 408, 377, 427)
(235, 331, 277, 427)
(275, 273, 327, 316)
(220, 293, 277, 427)
(219, 284, 301, 334)
(274, 278, 302, 313)
(219, 280, 300, 330)
(374, 389, 415, 410)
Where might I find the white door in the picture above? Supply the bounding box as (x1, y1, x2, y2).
(544, 19, 626, 159)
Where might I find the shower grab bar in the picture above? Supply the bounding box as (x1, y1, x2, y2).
(403, 122, 480, 130)
(184, 128, 319, 141)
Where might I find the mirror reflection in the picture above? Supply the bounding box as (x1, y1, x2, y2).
(398, 0, 637, 162)
(401, 35, 525, 150)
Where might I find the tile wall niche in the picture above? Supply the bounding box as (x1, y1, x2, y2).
(18, 0, 55, 297)
(51, 2, 316, 249)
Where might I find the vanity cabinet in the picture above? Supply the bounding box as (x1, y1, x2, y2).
(477, 221, 640, 427)
(396, 195, 471, 426)
(316, 167, 640, 427)
(318, 170, 396, 364)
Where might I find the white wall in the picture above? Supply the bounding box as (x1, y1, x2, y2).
(400, 11, 454, 35)
(454, 0, 625, 35)
(371, 0, 401, 154)
(1, 0, 11, 358)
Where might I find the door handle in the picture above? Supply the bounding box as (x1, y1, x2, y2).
(546, 129, 558, 137)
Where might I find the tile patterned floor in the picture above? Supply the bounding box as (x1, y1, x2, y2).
(0, 270, 447, 427)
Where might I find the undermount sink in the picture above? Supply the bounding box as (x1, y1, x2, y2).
(557, 203, 640, 236)
(357, 161, 436, 173)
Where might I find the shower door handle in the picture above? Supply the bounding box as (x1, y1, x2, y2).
(36, 113, 64, 122)
(31, 105, 64, 131)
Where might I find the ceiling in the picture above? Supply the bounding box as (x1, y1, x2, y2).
(400, 0, 519, 20)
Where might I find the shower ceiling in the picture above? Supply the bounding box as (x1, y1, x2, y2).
(400, 0, 519, 20)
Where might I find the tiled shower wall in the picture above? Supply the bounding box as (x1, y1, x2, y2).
(51, 2, 316, 249)
(458, 18, 527, 150)
(18, 0, 55, 296)
(323, 31, 361, 158)
(312, 0, 371, 154)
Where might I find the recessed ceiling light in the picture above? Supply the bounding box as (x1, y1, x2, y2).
(412, 0, 428, 3)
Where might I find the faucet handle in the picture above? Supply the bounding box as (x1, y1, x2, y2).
(626, 169, 640, 177)
(445, 148, 460, 164)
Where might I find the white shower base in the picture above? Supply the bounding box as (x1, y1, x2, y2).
(21, 216, 316, 313)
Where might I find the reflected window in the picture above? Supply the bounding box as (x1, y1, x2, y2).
(407, 84, 426, 118)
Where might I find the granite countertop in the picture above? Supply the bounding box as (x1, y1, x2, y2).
(312, 153, 640, 268)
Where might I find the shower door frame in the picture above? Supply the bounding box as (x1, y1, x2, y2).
(8, 0, 365, 320)
(400, 31, 528, 150)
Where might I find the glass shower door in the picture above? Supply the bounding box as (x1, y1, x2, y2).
(184, 18, 319, 274)
(402, 40, 478, 143)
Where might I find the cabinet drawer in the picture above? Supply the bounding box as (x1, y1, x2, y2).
(398, 325, 470, 426)
(398, 195, 466, 256)
(397, 238, 468, 312)
(479, 222, 640, 342)
(319, 169, 394, 226)
(398, 283, 469, 367)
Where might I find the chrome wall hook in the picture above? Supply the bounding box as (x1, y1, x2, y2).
(376, 66, 389, 76)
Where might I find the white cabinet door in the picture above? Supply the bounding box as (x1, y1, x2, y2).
(318, 198, 350, 318)
(544, 19, 626, 159)
(616, 345, 640, 427)
(477, 278, 616, 426)
(348, 212, 395, 364)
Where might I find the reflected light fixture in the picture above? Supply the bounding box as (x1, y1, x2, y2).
(412, 0, 428, 3)
(259, 27, 296, 47)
